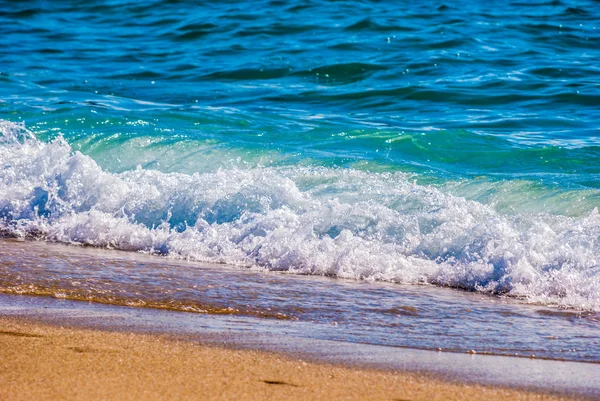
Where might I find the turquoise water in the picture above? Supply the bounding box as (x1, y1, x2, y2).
(1, 1, 600, 313)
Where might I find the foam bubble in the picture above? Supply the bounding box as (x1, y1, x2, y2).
(1, 120, 599, 311)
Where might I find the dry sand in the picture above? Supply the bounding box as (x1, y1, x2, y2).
(0, 316, 580, 401)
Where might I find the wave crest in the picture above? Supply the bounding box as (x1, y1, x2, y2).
(1, 120, 599, 311)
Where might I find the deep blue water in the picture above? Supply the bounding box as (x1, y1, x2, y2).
(3, 1, 600, 181)
(1, 1, 600, 312)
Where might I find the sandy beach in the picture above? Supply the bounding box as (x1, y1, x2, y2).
(0, 314, 583, 401)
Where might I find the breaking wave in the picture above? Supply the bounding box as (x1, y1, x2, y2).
(1, 120, 599, 311)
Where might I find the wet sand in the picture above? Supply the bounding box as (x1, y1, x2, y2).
(0, 315, 582, 401)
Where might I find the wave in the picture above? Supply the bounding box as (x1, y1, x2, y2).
(1, 120, 599, 311)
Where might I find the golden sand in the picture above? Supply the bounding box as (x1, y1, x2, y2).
(0, 316, 580, 401)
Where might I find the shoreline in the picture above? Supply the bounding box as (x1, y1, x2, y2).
(2, 238, 599, 362)
(0, 313, 582, 401)
(1, 294, 599, 400)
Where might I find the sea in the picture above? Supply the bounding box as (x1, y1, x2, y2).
(1, 0, 599, 365)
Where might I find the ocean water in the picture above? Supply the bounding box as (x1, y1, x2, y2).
(1, 0, 600, 360)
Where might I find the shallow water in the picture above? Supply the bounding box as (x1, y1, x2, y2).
(1, 239, 599, 363)
(1, 0, 599, 346)
(3, 293, 600, 399)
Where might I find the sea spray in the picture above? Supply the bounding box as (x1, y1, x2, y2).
(1, 120, 599, 311)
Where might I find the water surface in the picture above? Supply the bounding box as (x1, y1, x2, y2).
(0, 0, 599, 355)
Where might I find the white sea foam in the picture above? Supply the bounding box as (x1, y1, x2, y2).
(1, 120, 599, 310)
